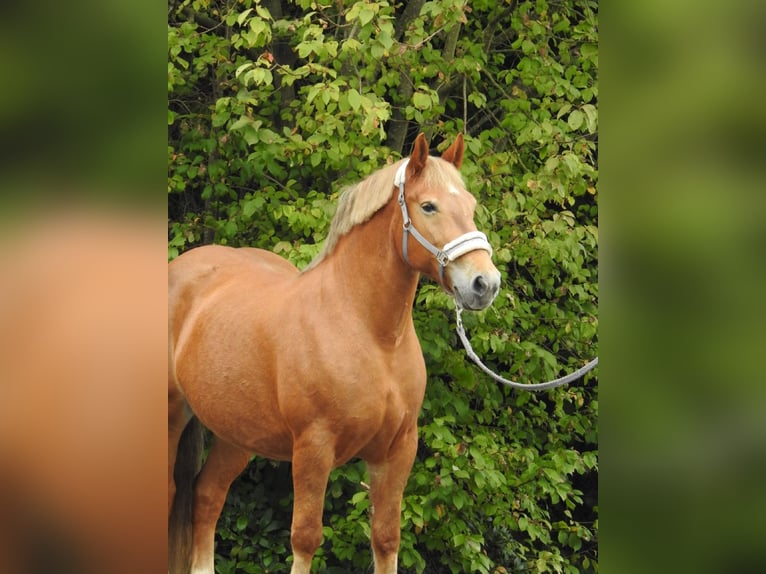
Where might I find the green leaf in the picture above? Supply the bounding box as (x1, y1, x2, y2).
(242, 196, 263, 218)
(342, 38, 361, 52)
(235, 62, 253, 78)
(212, 110, 230, 128)
(251, 67, 273, 86)
(296, 41, 313, 59)
(378, 28, 393, 51)
(413, 91, 431, 110)
(562, 153, 580, 176)
(580, 43, 598, 60)
(237, 8, 253, 26)
(347, 88, 362, 111)
(567, 109, 584, 131)
(370, 42, 384, 59)
(255, 5, 272, 21)
(359, 7, 375, 26)
(568, 532, 583, 551)
(229, 116, 253, 131)
(236, 8, 253, 26)
(522, 39, 535, 54)
(582, 103, 598, 133)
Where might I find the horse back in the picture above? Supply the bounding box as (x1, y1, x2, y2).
(168, 245, 298, 342)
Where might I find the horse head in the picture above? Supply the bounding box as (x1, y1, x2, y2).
(396, 133, 501, 310)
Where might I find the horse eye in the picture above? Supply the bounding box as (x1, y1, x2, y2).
(420, 202, 437, 214)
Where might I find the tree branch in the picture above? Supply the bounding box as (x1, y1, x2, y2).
(180, 6, 221, 32)
(266, 0, 296, 130)
(483, 4, 516, 54)
(395, 0, 426, 41)
(442, 22, 461, 62)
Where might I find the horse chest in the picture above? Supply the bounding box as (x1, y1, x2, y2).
(274, 341, 425, 460)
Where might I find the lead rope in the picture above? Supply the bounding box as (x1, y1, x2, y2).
(455, 304, 598, 391)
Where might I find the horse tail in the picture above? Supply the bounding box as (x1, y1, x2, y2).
(169, 416, 204, 574)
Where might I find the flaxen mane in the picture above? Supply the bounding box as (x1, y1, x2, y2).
(303, 156, 465, 272)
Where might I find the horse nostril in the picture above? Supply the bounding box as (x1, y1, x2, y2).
(472, 274, 488, 296)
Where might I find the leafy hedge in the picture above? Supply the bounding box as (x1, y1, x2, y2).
(168, 0, 598, 572)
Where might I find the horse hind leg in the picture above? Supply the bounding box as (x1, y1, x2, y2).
(189, 436, 251, 574)
(168, 391, 195, 517)
(168, 393, 202, 574)
(366, 425, 419, 574)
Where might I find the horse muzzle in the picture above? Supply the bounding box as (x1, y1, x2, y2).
(450, 266, 501, 310)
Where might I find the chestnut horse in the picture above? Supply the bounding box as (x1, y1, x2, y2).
(168, 134, 501, 574)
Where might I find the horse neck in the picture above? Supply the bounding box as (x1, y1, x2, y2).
(319, 197, 419, 344)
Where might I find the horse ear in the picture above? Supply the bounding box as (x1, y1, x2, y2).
(441, 133, 464, 169)
(408, 133, 429, 178)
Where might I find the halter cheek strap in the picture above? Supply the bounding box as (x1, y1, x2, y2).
(394, 159, 493, 285)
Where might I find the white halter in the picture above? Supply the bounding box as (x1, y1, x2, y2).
(394, 159, 493, 284)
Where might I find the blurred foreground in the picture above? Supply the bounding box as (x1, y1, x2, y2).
(0, 211, 167, 574)
(0, 1, 166, 570)
(602, 1, 766, 572)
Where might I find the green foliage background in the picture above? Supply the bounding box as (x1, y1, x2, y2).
(168, 0, 598, 572)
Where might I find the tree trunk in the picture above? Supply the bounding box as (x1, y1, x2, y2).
(385, 0, 427, 154)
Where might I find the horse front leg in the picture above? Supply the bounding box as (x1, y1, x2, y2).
(367, 424, 419, 574)
(289, 433, 335, 574)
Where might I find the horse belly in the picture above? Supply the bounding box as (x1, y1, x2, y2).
(172, 292, 296, 459)
(194, 396, 294, 461)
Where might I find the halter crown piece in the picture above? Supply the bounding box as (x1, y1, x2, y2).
(394, 159, 493, 285)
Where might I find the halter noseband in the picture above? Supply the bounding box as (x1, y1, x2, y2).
(394, 159, 493, 285)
